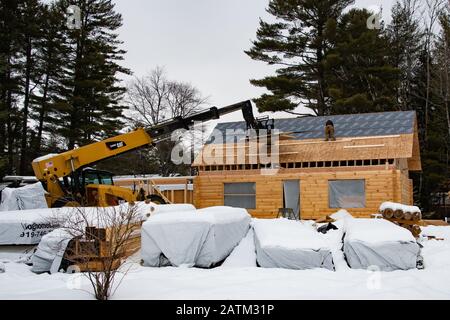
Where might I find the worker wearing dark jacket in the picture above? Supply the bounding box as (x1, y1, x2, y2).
(325, 120, 336, 141)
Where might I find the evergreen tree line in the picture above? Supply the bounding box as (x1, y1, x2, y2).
(247, 0, 450, 213)
(0, 0, 130, 178)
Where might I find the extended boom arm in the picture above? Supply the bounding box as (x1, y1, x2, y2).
(32, 100, 256, 182)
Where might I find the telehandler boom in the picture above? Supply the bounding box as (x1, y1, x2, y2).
(32, 100, 272, 208)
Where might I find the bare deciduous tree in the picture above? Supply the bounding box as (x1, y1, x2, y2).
(51, 203, 145, 300)
(126, 67, 208, 126)
(125, 67, 209, 175)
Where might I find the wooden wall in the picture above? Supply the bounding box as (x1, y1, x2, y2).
(194, 165, 413, 220)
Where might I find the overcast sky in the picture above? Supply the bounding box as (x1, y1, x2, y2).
(114, 0, 396, 123)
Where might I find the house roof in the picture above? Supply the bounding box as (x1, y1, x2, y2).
(207, 111, 416, 144)
(194, 110, 421, 171)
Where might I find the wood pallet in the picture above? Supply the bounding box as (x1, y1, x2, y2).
(64, 222, 142, 272)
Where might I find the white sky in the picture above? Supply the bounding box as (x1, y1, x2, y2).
(114, 0, 396, 124)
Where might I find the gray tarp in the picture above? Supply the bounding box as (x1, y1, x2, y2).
(253, 219, 334, 270)
(329, 180, 365, 209)
(141, 206, 251, 268)
(343, 219, 420, 271)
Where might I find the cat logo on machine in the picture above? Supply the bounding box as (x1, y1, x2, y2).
(106, 141, 127, 150)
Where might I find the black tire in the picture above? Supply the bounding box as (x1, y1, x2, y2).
(52, 197, 80, 208)
(147, 194, 166, 205)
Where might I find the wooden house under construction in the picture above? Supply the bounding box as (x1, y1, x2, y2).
(192, 111, 422, 220)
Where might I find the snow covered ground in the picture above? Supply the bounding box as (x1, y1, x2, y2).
(0, 225, 450, 300)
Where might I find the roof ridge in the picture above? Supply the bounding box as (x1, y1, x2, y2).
(215, 110, 416, 126)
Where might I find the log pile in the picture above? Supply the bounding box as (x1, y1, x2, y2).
(379, 202, 422, 238)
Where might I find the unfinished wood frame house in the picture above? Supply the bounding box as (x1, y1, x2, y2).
(192, 111, 422, 220)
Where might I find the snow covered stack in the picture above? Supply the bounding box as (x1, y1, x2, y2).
(253, 219, 334, 270)
(343, 218, 420, 271)
(0, 182, 48, 212)
(141, 206, 251, 268)
(379, 202, 422, 237)
(148, 204, 196, 217)
(379, 202, 422, 221)
(0, 208, 64, 245)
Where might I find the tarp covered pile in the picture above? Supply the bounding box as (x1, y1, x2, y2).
(31, 202, 154, 273)
(343, 218, 420, 271)
(253, 219, 334, 270)
(0, 182, 48, 212)
(141, 206, 251, 268)
(0, 208, 64, 245)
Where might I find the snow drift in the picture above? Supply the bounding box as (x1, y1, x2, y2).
(343, 218, 420, 271)
(141, 206, 251, 268)
(253, 219, 334, 270)
(0, 182, 48, 212)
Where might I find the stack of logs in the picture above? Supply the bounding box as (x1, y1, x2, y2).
(380, 204, 422, 238)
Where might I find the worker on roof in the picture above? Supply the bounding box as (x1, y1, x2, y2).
(325, 120, 336, 141)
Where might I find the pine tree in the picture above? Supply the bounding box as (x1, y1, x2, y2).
(55, 0, 131, 149)
(245, 0, 354, 116)
(29, 3, 69, 158)
(325, 9, 400, 114)
(0, 0, 24, 176)
(17, 0, 45, 174)
(387, 0, 424, 111)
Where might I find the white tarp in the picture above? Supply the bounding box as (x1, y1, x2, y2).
(343, 218, 420, 271)
(141, 206, 251, 268)
(0, 208, 64, 245)
(0, 182, 48, 212)
(31, 229, 72, 274)
(253, 219, 334, 270)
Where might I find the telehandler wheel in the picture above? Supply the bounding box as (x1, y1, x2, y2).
(52, 197, 81, 208)
(147, 195, 166, 205)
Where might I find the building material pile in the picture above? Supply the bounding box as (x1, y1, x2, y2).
(253, 219, 334, 270)
(0, 208, 64, 245)
(343, 218, 420, 271)
(31, 202, 152, 273)
(379, 202, 422, 237)
(0, 182, 48, 212)
(141, 206, 250, 268)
